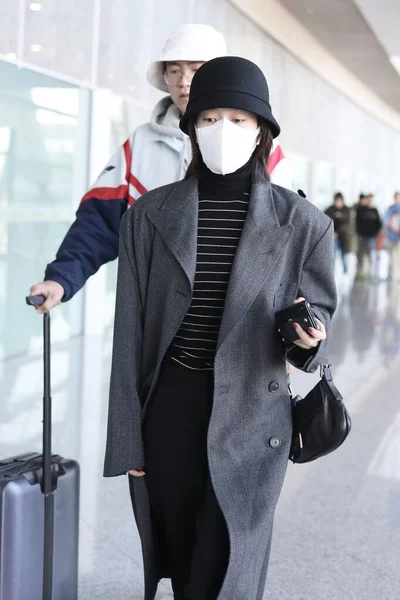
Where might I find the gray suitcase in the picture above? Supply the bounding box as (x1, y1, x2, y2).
(0, 297, 80, 600)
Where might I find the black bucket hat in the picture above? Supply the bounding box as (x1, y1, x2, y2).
(180, 56, 281, 138)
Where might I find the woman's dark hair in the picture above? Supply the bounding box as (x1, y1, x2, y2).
(334, 192, 344, 202)
(185, 116, 274, 181)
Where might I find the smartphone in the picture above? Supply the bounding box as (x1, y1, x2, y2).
(275, 300, 319, 344)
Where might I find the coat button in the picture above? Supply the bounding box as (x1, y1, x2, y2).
(269, 437, 281, 449)
(269, 381, 279, 392)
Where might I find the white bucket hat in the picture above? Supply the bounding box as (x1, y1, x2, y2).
(146, 24, 227, 92)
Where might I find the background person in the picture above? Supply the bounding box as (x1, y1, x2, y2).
(355, 192, 365, 208)
(384, 191, 400, 282)
(104, 56, 336, 600)
(29, 24, 292, 314)
(325, 192, 352, 273)
(355, 193, 382, 279)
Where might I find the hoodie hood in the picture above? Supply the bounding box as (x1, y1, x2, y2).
(150, 96, 186, 140)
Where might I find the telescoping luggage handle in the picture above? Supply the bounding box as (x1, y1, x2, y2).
(26, 294, 54, 600)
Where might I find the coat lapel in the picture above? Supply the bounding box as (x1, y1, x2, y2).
(218, 181, 294, 350)
(146, 177, 199, 291)
(147, 177, 293, 350)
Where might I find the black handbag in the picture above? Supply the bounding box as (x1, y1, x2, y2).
(289, 364, 351, 463)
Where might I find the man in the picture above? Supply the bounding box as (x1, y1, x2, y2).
(30, 24, 292, 313)
(355, 193, 382, 279)
(325, 192, 352, 273)
(384, 191, 400, 282)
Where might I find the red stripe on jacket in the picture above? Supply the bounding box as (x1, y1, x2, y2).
(129, 174, 148, 197)
(80, 180, 146, 206)
(124, 138, 148, 198)
(267, 145, 285, 175)
(123, 139, 132, 183)
(80, 137, 147, 205)
(80, 185, 129, 204)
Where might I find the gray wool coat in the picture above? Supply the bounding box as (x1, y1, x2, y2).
(103, 176, 337, 600)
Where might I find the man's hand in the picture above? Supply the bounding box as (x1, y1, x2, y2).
(29, 281, 65, 314)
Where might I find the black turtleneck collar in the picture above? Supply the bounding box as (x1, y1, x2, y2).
(198, 158, 252, 197)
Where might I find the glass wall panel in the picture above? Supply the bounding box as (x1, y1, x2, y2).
(147, 0, 191, 60)
(286, 153, 312, 197)
(280, 54, 319, 156)
(313, 160, 335, 210)
(98, 0, 154, 103)
(192, 0, 231, 37)
(0, 61, 89, 359)
(98, 0, 190, 107)
(261, 38, 286, 124)
(0, 0, 19, 59)
(335, 168, 354, 207)
(23, 0, 94, 81)
(109, 96, 150, 150)
(219, 2, 252, 56)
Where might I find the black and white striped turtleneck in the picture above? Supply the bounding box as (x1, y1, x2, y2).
(168, 160, 252, 371)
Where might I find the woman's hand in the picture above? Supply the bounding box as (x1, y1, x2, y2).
(127, 468, 146, 477)
(292, 297, 326, 350)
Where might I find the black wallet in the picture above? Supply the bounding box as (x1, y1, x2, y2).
(275, 300, 319, 345)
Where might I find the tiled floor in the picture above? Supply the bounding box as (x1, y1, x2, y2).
(1, 277, 400, 599)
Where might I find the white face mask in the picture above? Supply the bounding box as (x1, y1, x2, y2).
(195, 118, 260, 176)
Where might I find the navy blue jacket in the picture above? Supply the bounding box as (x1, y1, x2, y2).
(45, 197, 128, 301)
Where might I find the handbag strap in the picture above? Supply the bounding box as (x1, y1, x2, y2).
(320, 364, 332, 381)
(320, 364, 343, 401)
(288, 364, 341, 400)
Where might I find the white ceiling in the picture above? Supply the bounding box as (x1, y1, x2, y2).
(354, 0, 400, 57)
(277, 0, 400, 111)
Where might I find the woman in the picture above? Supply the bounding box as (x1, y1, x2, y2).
(104, 57, 336, 600)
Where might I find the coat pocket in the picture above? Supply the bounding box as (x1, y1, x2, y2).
(273, 282, 299, 309)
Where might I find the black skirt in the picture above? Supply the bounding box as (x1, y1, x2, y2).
(142, 359, 230, 600)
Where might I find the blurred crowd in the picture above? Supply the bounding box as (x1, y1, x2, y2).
(324, 191, 400, 282)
